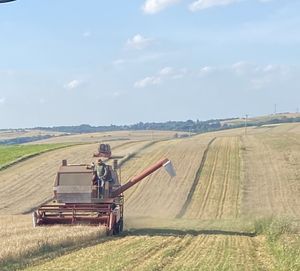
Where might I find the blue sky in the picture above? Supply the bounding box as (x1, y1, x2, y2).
(0, 0, 299, 128)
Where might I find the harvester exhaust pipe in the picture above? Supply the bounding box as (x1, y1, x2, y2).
(111, 158, 175, 198)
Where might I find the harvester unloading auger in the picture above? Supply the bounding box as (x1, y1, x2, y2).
(33, 158, 176, 235)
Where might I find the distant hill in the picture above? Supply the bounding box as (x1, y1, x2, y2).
(34, 120, 221, 135)
(221, 113, 300, 128)
(1, 112, 300, 145)
(36, 112, 300, 134)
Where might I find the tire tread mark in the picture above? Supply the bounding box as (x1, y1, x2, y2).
(216, 138, 231, 219)
(176, 137, 217, 218)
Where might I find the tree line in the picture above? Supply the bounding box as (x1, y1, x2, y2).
(36, 116, 300, 134)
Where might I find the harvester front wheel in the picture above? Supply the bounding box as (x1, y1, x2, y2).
(113, 222, 120, 235)
(119, 218, 123, 232)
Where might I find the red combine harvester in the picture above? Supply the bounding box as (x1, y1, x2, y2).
(93, 143, 111, 158)
(33, 158, 175, 235)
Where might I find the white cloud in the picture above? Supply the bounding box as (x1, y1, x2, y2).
(134, 76, 161, 88)
(83, 31, 91, 38)
(113, 59, 126, 66)
(64, 79, 83, 90)
(263, 64, 276, 73)
(126, 34, 153, 50)
(112, 91, 121, 97)
(39, 98, 46, 104)
(189, 0, 239, 12)
(159, 67, 174, 76)
(261, 64, 289, 76)
(0, 70, 15, 76)
(142, 0, 273, 13)
(232, 62, 290, 78)
(134, 66, 187, 88)
(112, 53, 164, 68)
(142, 0, 181, 14)
(159, 66, 188, 78)
(232, 61, 257, 76)
(134, 62, 292, 90)
(230, 61, 293, 89)
(199, 66, 215, 76)
(250, 77, 271, 90)
(0, 97, 6, 105)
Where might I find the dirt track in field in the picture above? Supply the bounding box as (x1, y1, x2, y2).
(176, 137, 217, 218)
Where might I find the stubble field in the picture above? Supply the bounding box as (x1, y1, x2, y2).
(0, 125, 299, 270)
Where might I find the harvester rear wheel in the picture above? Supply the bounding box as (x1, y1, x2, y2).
(113, 222, 119, 235)
(106, 228, 113, 236)
(113, 219, 123, 235)
(119, 218, 123, 232)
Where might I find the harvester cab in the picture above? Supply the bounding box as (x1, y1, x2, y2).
(93, 143, 111, 158)
(33, 158, 175, 235)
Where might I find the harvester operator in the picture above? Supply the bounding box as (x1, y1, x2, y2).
(96, 159, 108, 198)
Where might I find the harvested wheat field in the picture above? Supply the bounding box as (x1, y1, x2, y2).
(0, 130, 65, 142)
(0, 215, 105, 270)
(29, 130, 180, 144)
(0, 139, 150, 215)
(0, 125, 300, 271)
(23, 234, 275, 271)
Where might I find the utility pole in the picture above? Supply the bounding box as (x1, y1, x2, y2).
(244, 114, 248, 136)
(274, 104, 277, 115)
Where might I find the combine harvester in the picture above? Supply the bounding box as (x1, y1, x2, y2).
(33, 157, 175, 235)
(93, 143, 112, 158)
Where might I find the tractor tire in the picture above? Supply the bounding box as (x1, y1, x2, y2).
(113, 218, 124, 235)
(119, 218, 124, 232)
(106, 228, 113, 236)
(113, 221, 120, 235)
